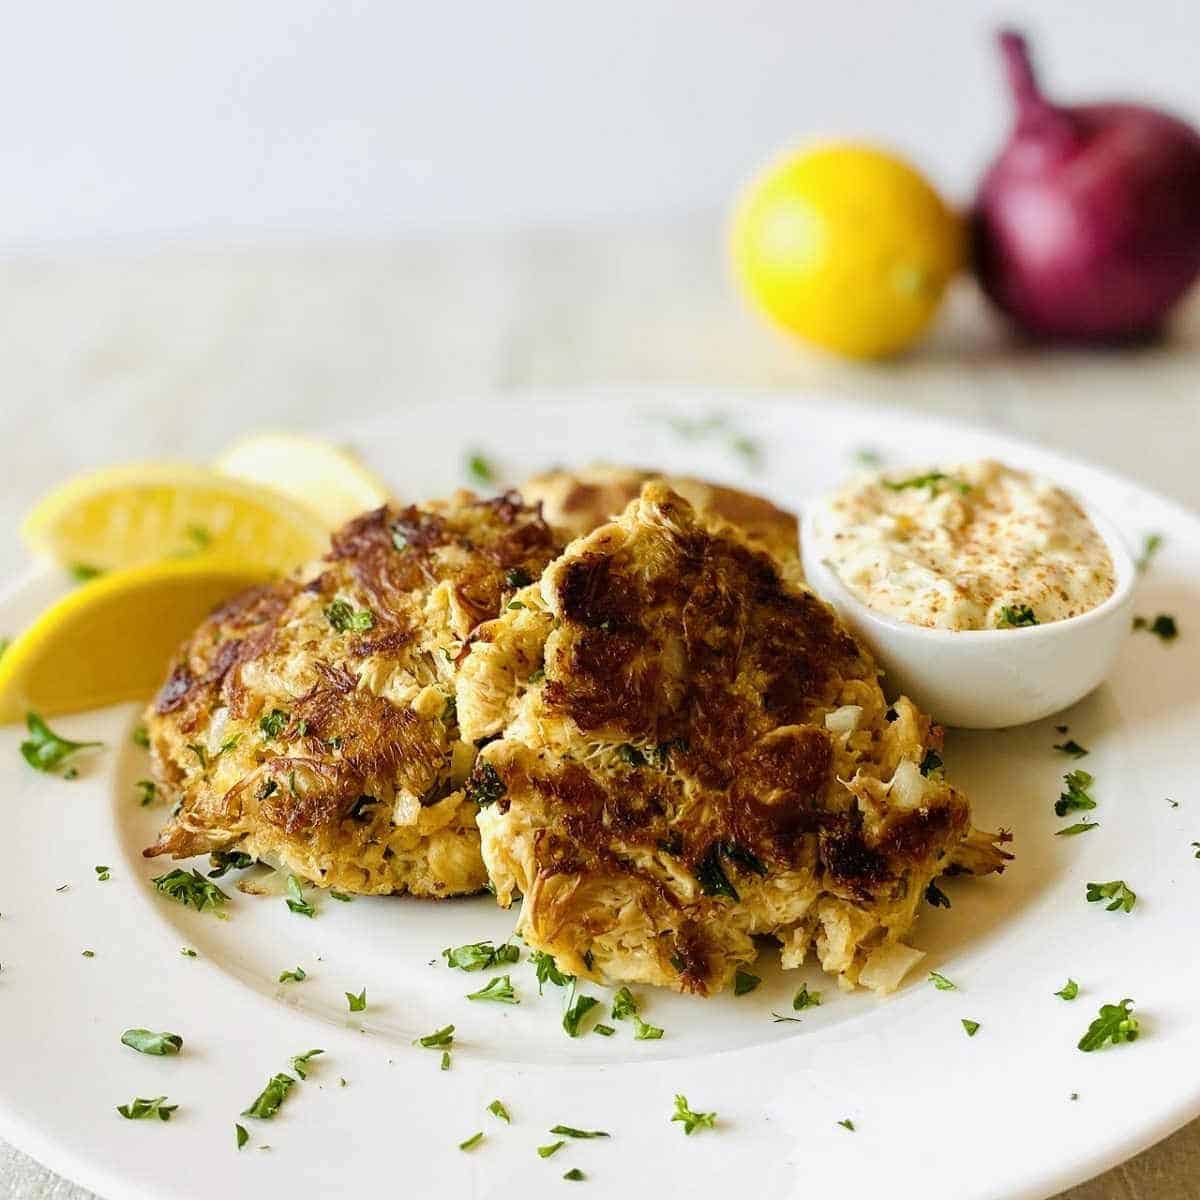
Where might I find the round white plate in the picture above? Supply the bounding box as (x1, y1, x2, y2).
(1, 391, 1197, 1200)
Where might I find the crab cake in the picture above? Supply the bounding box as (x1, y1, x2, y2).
(521, 464, 799, 563)
(457, 484, 1010, 994)
(143, 491, 559, 897)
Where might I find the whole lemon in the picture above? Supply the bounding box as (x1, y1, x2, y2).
(730, 142, 965, 359)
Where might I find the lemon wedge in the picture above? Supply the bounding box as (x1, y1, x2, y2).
(214, 432, 393, 529)
(21, 463, 329, 573)
(0, 558, 271, 724)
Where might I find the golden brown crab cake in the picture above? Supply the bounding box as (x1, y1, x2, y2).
(457, 484, 1010, 994)
(143, 491, 560, 897)
(520, 464, 799, 564)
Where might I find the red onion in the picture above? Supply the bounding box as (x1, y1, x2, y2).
(972, 30, 1200, 342)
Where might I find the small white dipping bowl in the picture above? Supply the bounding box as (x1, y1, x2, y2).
(800, 498, 1136, 730)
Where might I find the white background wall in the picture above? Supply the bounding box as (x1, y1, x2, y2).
(3, 0, 1199, 248)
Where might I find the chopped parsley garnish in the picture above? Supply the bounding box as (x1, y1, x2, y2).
(242, 1073, 295, 1119)
(693, 841, 765, 902)
(1133, 614, 1178, 641)
(531, 949, 573, 993)
(289, 1049, 324, 1079)
(135, 779, 158, 806)
(919, 749, 943, 776)
(562, 992, 600, 1037)
(505, 567, 533, 589)
(414, 1024, 455, 1049)
(488, 1100, 511, 1123)
(928, 971, 956, 991)
(82, 949, 94, 958)
(330, 890, 352, 901)
(20, 712, 102, 774)
(121, 1029, 182, 1056)
(538, 1141, 565, 1158)
(180, 947, 197, 958)
(610, 986, 664, 1038)
(671, 1094, 716, 1135)
(792, 983, 821, 1011)
(95, 865, 111, 882)
(1086, 880, 1136, 913)
(853, 448, 882, 467)
(151, 868, 229, 916)
(279, 966, 307, 983)
(236, 1123, 249, 1150)
(961, 1019, 981, 1037)
(459, 1131, 485, 1152)
(207, 850, 254, 878)
(550, 1125, 610, 1140)
(324, 599, 375, 634)
(466, 761, 506, 807)
(1056, 769, 1096, 817)
(528, 668, 545, 684)
(837, 1118, 855, 1131)
(0, 636, 9, 659)
(1056, 821, 1099, 837)
(733, 969, 761, 996)
(1053, 739, 1089, 758)
(1136, 533, 1163, 572)
(925, 881, 951, 908)
(466, 974, 519, 1004)
(1168, 798, 1179, 807)
(563, 1169, 586, 1182)
(1078, 998, 1139, 1051)
(345, 988, 367, 1012)
(132, 724, 151, 748)
(117, 1096, 177, 1121)
(69, 562, 103, 582)
(1056, 979, 1079, 1001)
(184, 742, 208, 769)
(466, 452, 496, 485)
(882, 472, 970, 496)
(593, 1023, 615, 1037)
(1193, 842, 1200, 860)
(440, 1051, 451, 1071)
(259, 708, 289, 739)
(285, 875, 315, 917)
(996, 604, 1039, 628)
(443, 940, 519, 972)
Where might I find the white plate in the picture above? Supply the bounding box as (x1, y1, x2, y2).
(1, 390, 1197, 1200)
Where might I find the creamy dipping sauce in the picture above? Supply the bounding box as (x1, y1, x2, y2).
(817, 460, 1116, 631)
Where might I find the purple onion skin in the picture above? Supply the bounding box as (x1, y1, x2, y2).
(973, 30, 1200, 342)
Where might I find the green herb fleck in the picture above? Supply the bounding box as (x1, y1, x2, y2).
(285, 874, 315, 918)
(69, 562, 103, 582)
(488, 1099, 511, 1123)
(961, 1019, 980, 1037)
(289, 1049, 324, 1080)
(121, 1029, 182, 1056)
(1136, 534, 1163, 572)
(671, 1094, 717, 1135)
(117, 1096, 176, 1121)
(538, 1141, 565, 1158)
(928, 971, 956, 991)
(467, 974, 518, 1004)
(440, 1051, 451, 1071)
(562, 992, 600, 1037)
(443, 940, 520, 972)
(415, 1024, 455, 1049)
(1078, 998, 1139, 1052)
(180, 947, 197, 958)
(563, 1168, 586, 1182)
(1053, 739, 1089, 758)
(1056, 770, 1096, 817)
(1056, 821, 1099, 837)
(466, 761, 506, 807)
(733, 969, 761, 996)
(1133, 614, 1178, 641)
(1056, 978, 1079, 1001)
(132, 725, 151, 748)
(329, 891, 352, 901)
(792, 983, 822, 1010)
(259, 708, 289, 739)
(236, 1123, 249, 1150)
(919, 749, 943, 776)
(996, 604, 1039, 628)
(345, 988, 367, 1012)
(279, 966, 307, 983)
(241, 1073, 295, 1119)
(550, 1125, 610, 1140)
(1086, 880, 1136, 913)
(20, 713, 102, 773)
(324, 599, 374, 634)
(82, 949, 94, 958)
(207, 850, 253, 878)
(135, 779, 158, 806)
(882, 472, 970, 497)
(95, 865, 111, 882)
(837, 1118, 855, 1131)
(459, 1131, 484, 1152)
(531, 949, 573, 993)
(467, 452, 496, 486)
(593, 1023, 615, 1036)
(151, 868, 229, 916)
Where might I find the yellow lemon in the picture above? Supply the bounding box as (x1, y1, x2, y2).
(21, 463, 328, 574)
(0, 558, 270, 723)
(730, 142, 965, 358)
(214, 432, 393, 529)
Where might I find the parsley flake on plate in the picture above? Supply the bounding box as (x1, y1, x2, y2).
(117, 1096, 177, 1122)
(1078, 999, 1139, 1052)
(563, 1168, 586, 1181)
(20, 712, 102, 774)
(609, 986, 663, 1039)
(440, 1051, 451, 1071)
(925, 881, 952, 908)
(131, 725, 150, 748)
(278, 966, 307, 983)
(324, 599, 375, 634)
(236, 1123, 249, 1150)
(285, 874, 315, 917)
(550, 1125, 609, 1139)
(1056, 978, 1080, 1001)
(1053, 739, 1089, 758)
(928, 971, 956, 991)
(488, 1100, 511, 1123)
(1056, 769, 1096, 817)
(593, 1023, 615, 1037)
(996, 603, 1039, 628)
(538, 1141, 565, 1158)
(443, 940, 519, 972)
(882, 471, 970, 497)
(466, 452, 496, 486)
(466, 974, 519, 1004)
(562, 991, 599, 1037)
(135, 779, 158, 806)
(1056, 821, 1099, 837)
(414, 1024, 454, 1049)
(290, 1049, 324, 1079)
(121, 1029, 182, 1056)
(95, 865, 111, 882)
(671, 1094, 717, 1135)
(458, 1131, 485, 1152)
(345, 988, 367, 1012)
(733, 969, 761, 996)
(961, 1019, 981, 1037)
(1086, 880, 1137, 913)
(151, 868, 228, 916)
(1132, 613, 1178, 641)
(241, 1073, 295, 1119)
(258, 708, 289, 739)
(837, 1118, 855, 1131)
(207, 850, 254, 878)
(792, 983, 822, 1011)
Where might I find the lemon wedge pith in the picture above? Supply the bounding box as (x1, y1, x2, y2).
(0, 559, 270, 724)
(21, 463, 329, 574)
(214, 432, 393, 529)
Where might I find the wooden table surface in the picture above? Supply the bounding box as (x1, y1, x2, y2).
(2, 219, 1198, 1198)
